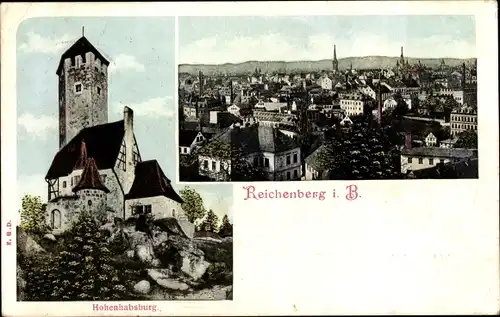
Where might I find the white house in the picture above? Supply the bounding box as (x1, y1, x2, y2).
(339, 93, 369, 116)
(227, 104, 241, 117)
(400, 147, 475, 174)
(340, 115, 353, 126)
(425, 132, 437, 147)
(440, 138, 458, 149)
(179, 130, 207, 155)
(317, 76, 333, 90)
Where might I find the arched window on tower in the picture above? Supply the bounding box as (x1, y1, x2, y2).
(51, 209, 62, 229)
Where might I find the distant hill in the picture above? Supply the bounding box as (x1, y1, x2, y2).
(179, 56, 476, 76)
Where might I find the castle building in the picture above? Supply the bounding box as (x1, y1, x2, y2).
(44, 34, 194, 238)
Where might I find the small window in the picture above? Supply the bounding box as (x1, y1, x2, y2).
(286, 155, 291, 165)
(212, 161, 216, 171)
(440, 159, 445, 164)
(62, 181, 67, 188)
(286, 171, 291, 180)
(264, 158, 269, 167)
(294, 170, 298, 178)
(203, 160, 208, 169)
(144, 205, 152, 214)
(172, 209, 176, 218)
(259, 157, 264, 167)
(135, 205, 144, 214)
(418, 158, 423, 164)
(293, 153, 298, 163)
(97, 87, 101, 95)
(75, 84, 82, 93)
(429, 158, 434, 165)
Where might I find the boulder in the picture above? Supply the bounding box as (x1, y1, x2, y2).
(135, 244, 154, 265)
(179, 250, 210, 281)
(126, 250, 135, 259)
(151, 230, 169, 249)
(43, 233, 56, 241)
(127, 231, 151, 250)
(133, 280, 151, 295)
(155, 278, 190, 291)
(17, 229, 45, 256)
(147, 269, 190, 291)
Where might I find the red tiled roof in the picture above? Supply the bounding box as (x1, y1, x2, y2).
(125, 160, 184, 203)
(72, 157, 110, 193)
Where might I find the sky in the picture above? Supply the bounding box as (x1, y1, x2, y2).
(16, 17, 233, 223)
(179, 15, 476, 64)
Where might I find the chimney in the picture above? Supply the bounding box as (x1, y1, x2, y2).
(123, 106, 134, 192)
(404, 133, 412, 149)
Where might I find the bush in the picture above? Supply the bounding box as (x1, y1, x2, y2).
(22, 209, 135, 301)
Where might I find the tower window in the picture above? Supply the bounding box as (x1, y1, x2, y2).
(97, 87, 101, 95)
(75, 83, 82, 93)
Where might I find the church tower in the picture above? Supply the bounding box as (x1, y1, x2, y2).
(332, 45, 339, 73)
(56, 28, 110, 149)
(399, 46, 405, 67)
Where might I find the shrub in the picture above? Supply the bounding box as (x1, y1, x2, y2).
(22, 209, 135, 301)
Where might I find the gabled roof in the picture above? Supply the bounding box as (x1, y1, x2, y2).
(125, 160, 184, 203)
(179, 130, 202, 147)
(212, 124, 299, 154)
(46, 120, 125, 179)
(56, 36, 110, 75)
(305, 144, 328, 171)
(72, 157, 110, 193)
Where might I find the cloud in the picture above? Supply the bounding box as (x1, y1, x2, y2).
(18, 31, 77, 55)
(179, 33, 476, 64)
(108, 54, 145, 74)
(114, 96, 174, 118)
(18, 113, 58, 139)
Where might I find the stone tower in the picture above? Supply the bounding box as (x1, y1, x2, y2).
(56, 32, 110, 148)
(72, 155, 110, 224)
(332, 45, 339, 73)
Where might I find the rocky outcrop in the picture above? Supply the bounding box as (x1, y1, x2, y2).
(155, 235, 211, 281)
(17, 228, 45, 257)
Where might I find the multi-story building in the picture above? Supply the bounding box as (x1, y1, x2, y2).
(198, 124, 301, 181)
(338, 93, 371, 117)
(450, 104, 478, 136)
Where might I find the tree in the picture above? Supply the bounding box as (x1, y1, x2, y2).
(20, 195, 47, 234)
(23, 209, 132, 301)
(200, 209, 219, 233)
(179, 186, 206, 223)
(315, 121, 403, 180)
(218, 215, 233, 237)
(454, 130, 478, 149)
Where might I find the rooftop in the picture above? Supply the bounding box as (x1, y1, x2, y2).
(401, 147, 475, 158)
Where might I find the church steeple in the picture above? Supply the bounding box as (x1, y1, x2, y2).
(332, 45, 339, 73)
